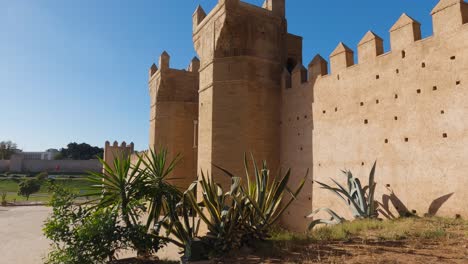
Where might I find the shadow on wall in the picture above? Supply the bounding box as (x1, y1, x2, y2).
(378, 186, 454, 219)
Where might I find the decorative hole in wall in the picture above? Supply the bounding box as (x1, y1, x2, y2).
(297, 116, 300, 120)
(450, 56, 456, 60)
(396, 69, 400, 74)
(394, 116, 398, 121)
(304, 115, 308, 119)
(405, 138, 409, 142)
(376, 75, 380, 80)
(441, 110, 445, 114)
(433, 86, 438, 91)
(322, 110, 326, 114)
(335, 107, 338, 112)
(361, 162, 365, 166)
(360, 102, 364, 106)
(376, 99, 380, 104)
(385, 139, 389, 144)
(364, 119, 368, 124)
(401, 50, 406, 58)
(417, 89, 421, 94)
(318, 163, 321, 167)
(456, 81, 461, 85)
(337, 74, 340, 80)
(421, 62, 426, 68)
(395, 94, 398, 99)
(443, 133, 448, 138)
(300, 147, 303, 151)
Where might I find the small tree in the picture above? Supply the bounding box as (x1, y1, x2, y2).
(0, 141, 18, 160)
(18, 178, 41, 200)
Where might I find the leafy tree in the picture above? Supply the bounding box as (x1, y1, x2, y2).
(0, 141, 18, 160)
(58, 142, 103, 160)
(18, 178, 41, 200)
(44, 185, 131, 264)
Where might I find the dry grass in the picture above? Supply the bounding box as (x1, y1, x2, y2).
(217, 217, 468, 264)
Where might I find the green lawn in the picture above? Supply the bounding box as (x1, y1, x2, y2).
(0, 177, 98, 202)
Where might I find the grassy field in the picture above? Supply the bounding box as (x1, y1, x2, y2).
(0, 177, 96, 202)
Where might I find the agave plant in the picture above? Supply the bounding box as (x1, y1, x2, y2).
(308, 161, 378, 229)
(215, 154, 307, 241)
(183, 172, 247, 253)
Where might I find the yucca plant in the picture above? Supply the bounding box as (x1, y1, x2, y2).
(87, 154, 146, 228)
(308, 161, 378, 229)
(137, 148, 182, 230)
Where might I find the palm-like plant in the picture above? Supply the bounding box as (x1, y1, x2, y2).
(138, 148, 182, 230)
(87, 154, 145, 228)
(308, 161, 378, 229)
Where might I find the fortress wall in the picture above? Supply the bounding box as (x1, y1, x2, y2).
(194, 0, 285, 191)
(20, 159, 101, 173)
(148, 54, 199, 191)
(0, 160, 10, 172)
(280, 68, 313, 230)
(307, 8, 468, 219)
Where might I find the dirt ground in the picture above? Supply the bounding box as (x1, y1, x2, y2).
(1, 207, 467, 264)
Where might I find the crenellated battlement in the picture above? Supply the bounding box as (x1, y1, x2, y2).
(103, 141, 135, 169)
(282, 0, 468, 90)
(143, 0, 468, 231)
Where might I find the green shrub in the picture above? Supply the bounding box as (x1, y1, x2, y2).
(44, 185, 130, 264)
(18, 178, 41, 200)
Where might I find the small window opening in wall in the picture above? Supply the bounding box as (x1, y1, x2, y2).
(335, 107, 338, 112)
(300, 147, 303, 151)
(318, 163, 321, 167)
(297, 116, 300, 120)
(401, 50, 406, 58)
(394, 94, 398, 99)
(421, 62, 426, 68)
(304, 115, 308, 119)
(417, 89, 421, 94)
(298, 133, 300, 136)
(456, 81, 461, 85)
(394, 116, 398, 121)
(441, 110, 445, 114)
(433, 86, 438, 91)
(376, 99, 380, 104)
(396, 69, 400, 74)
(385, 139, 389, 144)
(360, 102, 364, 106)
(386, 184, 391, 187)
(337, 74, 340, 80)
(364, 119, 368, 124)
(361, 162, 365, 166)
(322, 110, 326, 114)
(450, 56, 456, 60)
(443, 133, 448, 138)
(376, 75, 380, 80)
(405, 137, 409, 142)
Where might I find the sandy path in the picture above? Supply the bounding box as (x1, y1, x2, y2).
(0, 206, 51, 264)
(0, 206, 180, 264)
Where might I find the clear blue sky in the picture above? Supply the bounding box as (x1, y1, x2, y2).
(0, 0, 439, 151)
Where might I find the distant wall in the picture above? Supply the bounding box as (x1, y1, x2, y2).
(0, 160, 10, 172)
(21, 160, 100, 173)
